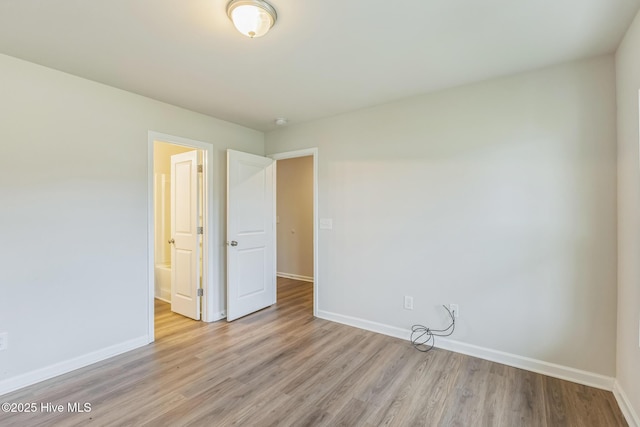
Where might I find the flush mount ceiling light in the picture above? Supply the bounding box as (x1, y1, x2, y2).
(227, 0, 277, 38)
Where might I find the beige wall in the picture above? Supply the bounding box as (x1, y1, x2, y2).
(277, 156, 314, 280)
(266, 55, 618, 377)
(615, 8, 640, 422)
(0, 53, 263, 391)
(153, 141, 193, 175)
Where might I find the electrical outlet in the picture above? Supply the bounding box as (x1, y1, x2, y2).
(0, 333, 8, 351)
(449, 304, 459, 318)
(404, 296, 414, 310)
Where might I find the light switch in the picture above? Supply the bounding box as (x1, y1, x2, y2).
(319, 218, 333, 230)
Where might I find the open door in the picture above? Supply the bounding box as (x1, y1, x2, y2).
(226, 149, 276, 321)
(170, 150, 201, 320)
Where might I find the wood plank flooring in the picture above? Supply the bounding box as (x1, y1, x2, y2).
(0, 278, 627, 426)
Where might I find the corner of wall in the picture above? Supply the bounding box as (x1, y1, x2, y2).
(614, 381, 640, 427)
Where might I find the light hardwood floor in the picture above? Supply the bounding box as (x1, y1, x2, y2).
(0, 278, 627, 426)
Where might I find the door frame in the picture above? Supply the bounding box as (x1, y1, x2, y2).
(147, 131, 215, 342)
(269, 148, 319, 317)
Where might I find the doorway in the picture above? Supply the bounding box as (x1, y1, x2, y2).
(275, 156, 314, 313)
(147, 132, 214, 342)
(270, 148, 318, 316)
(153, 141, 204, 319)
(153, 142, 200, 304)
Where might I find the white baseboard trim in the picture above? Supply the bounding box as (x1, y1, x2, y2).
(434, 337, 614, 391)
(316, 309, 615, 392)
(155, 296, 171, 304)
(0, 336, 149, 397)
(210, 311, 226, 322)
(277, 272, 314, 283)
(318, 309, 411, 340)
(158, 288, 171, 302)
(613, 381, 640, 427)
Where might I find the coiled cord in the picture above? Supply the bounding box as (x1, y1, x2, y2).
(410, 305, 455, 352)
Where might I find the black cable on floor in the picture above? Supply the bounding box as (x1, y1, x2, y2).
(410, 305, 455, 352)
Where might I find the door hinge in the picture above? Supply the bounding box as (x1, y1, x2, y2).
(197, 164, 203, 173)
(197, 288, 204, 297)
(197, 227, 203, 235)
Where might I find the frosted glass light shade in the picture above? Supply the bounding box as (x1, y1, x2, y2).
(227, 0, 277, 38)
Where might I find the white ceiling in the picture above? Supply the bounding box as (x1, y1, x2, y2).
(0, 0, 638, 131)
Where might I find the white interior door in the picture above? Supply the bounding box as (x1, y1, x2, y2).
(226, 149, 275, 321)
(170, 150, 201, 320)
